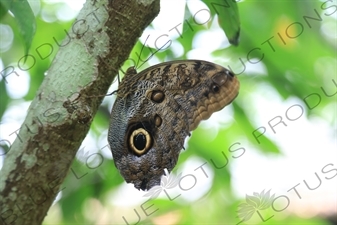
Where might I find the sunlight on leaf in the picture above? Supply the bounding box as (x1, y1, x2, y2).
(203, 0, 240, 45)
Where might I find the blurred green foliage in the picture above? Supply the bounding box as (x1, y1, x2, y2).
(0, 0, 36, 55)
(0, 0, 336, 225)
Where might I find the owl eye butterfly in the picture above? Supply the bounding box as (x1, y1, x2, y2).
(108, 60, 240, 191)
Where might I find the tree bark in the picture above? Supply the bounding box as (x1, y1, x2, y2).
(0, 0, 160, 224)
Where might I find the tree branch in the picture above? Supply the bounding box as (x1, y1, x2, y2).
(0, 0, 160, 224)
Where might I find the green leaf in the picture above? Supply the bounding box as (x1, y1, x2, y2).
(203, 0, 240, 45)
(0, 80, 9, 120)
(0, 2, 8, 19)
(0, 0, 36, 55)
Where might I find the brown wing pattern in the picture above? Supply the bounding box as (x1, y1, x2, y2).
(108, 60, 240, 190)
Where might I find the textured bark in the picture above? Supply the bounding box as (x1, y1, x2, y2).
(0, 0, 160, 224)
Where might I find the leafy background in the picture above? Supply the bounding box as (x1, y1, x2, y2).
(0, 0, 336, 224)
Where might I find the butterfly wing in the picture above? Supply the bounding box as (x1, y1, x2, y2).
(108, 80, 189, 190)
(108, 60, 239, 190)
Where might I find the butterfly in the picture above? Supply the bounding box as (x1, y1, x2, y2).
(107, 60, 240, 190)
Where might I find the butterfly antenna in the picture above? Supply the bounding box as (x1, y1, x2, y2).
(116, 69, 122, 85)
(85, 89, 119, 99)
(137, 39, 171, 70)
(107, 89, 118, 96)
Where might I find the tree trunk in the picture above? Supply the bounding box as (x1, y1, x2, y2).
(0, 0, 160, 224)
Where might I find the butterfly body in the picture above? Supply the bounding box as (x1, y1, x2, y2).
(108, 60, 239, 190)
